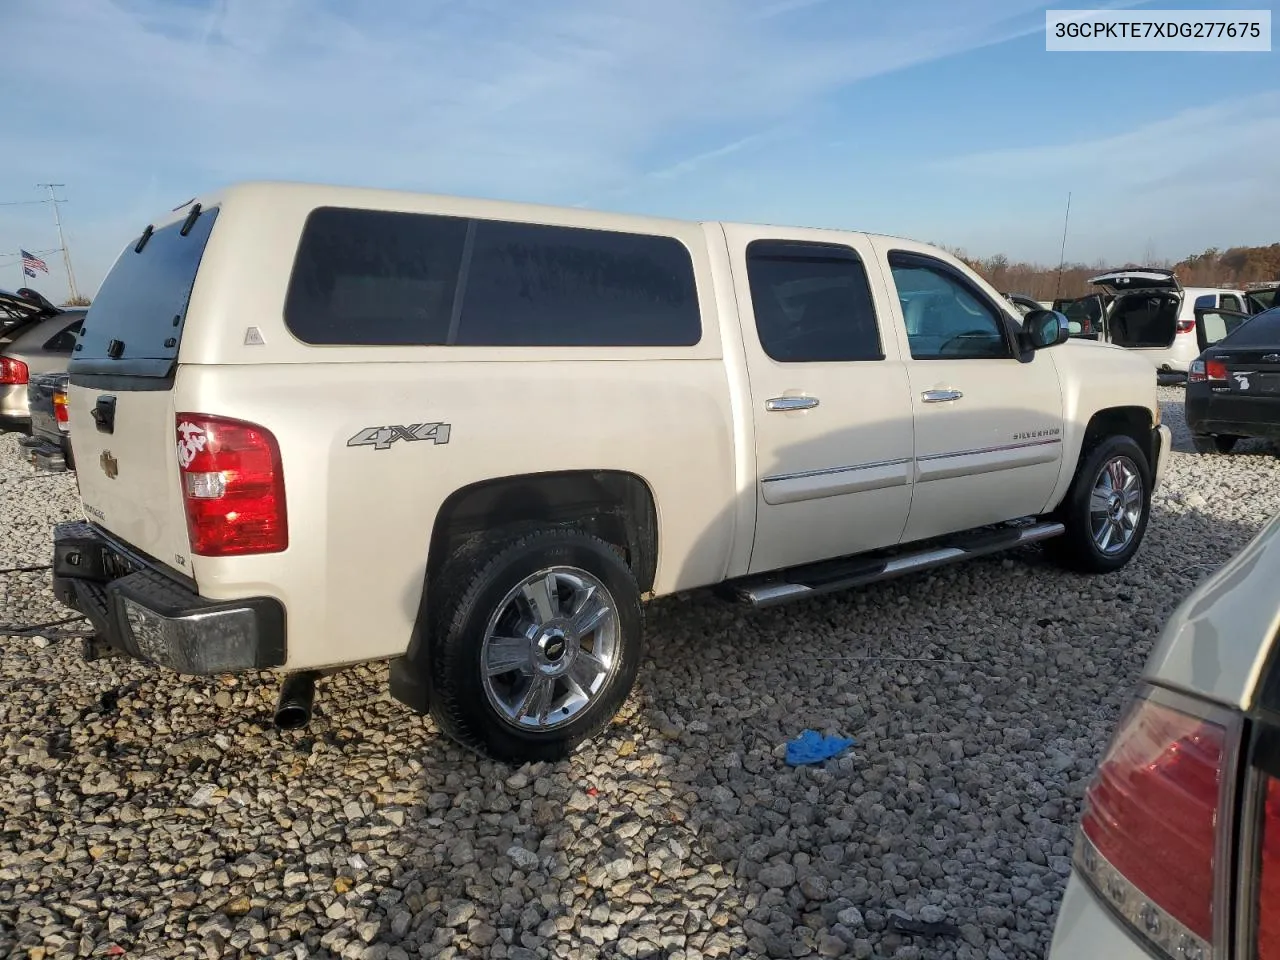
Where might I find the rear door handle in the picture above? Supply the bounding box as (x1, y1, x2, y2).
(765, 396, 820, 412)
(921, 389, 963, 403)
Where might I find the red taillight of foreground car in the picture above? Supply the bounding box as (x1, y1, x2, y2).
(175, 413, 288, 557)
(1257, 777, 1280, 959)
(1075, 691, 1237, 959)
(0, 356, 29, 385)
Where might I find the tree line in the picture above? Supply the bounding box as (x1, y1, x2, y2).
(943, 243, 1280, 301)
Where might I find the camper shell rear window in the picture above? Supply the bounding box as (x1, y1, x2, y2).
(70, 207, 219, 379)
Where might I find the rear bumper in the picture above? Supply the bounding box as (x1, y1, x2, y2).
(1152, 424, 1172, 490)
(1186, 390, 1280, 441)
(18, 433, 72, 472)
(51, 520, 286, 675)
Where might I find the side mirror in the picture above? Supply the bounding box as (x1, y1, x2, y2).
(1021, 309, 1071, 350)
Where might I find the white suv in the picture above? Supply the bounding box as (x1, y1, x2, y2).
(1086, 269, 1249, 376)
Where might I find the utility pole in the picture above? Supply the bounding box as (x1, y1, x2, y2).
(36, 183, 80, 302)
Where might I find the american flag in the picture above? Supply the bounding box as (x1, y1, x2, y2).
(21, 249, 49, 279)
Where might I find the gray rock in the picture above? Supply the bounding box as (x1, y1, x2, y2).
(757, 863, 797, 889)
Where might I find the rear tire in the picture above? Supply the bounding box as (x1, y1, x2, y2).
(428, 528, 643, 763)
(1046, 435, 1151, 574)
(1192, 434, 1238, 454)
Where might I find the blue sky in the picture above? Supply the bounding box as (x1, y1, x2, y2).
(1, 0, 1276, 300)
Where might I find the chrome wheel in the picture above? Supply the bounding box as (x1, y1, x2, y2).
(1089, 456, 1144, 554)
(480, 566, 620, 732)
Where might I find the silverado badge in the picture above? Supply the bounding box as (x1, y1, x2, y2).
(99, 450, 119, 479)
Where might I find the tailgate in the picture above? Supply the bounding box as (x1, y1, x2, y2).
(68, 385, 191, 569)
(66, 204, 220, 574)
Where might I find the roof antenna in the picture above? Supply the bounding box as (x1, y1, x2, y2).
(1053, 191, 1072, 301)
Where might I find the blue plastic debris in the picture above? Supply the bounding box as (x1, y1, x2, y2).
(784, 729, 856, 766)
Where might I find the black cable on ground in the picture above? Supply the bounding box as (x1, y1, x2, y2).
(0, 615, 90, 638)
(0, 564, 51, 575)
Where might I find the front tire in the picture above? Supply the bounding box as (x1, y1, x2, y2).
(428, 528, 643, 763)
(1046, 435, 1152, 574)
(1192, 434, 1238, 454)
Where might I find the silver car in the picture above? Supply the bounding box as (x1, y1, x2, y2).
(1050, 509, 1280, 959)
(0, 291, 85, 433)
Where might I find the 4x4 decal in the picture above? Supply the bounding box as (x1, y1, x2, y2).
(347, 422, 452, 451)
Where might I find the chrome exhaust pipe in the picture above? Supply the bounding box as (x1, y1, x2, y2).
(274, 671, 319, 730)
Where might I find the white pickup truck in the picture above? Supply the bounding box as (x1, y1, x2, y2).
(50, 182, 1170, 761)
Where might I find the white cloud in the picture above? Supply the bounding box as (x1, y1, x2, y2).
(919, 90, 1280, 262)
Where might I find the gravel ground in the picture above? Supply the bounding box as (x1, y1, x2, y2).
(2, 385, 1278, 960)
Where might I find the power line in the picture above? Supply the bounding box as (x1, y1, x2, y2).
(0, 198, 50, 207)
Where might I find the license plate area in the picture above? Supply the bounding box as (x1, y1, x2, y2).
(1226, 371, 1280, 395)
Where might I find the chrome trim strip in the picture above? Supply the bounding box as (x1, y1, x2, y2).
(761, 457, 912, 505)
(916, 437, 1062, 483)
(763, 457, 912, 484)
(916, 437, 1062, 462)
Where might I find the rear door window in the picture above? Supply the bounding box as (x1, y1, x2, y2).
(71, 208, 220, 378)
(744, 241, 883, 362)
(1220, 293, 1243, 312)
(284, 207, 701, 347)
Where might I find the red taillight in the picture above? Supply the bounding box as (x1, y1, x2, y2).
(175, 414, 287, 557)
(1177, 319, 1197, 335)
(1257, 778, 1280, 959)
(1076, 691, 1235, 958)
(53, 392, 69, 424)
(0, 356, 29, 385)
(1191, 359, 1229, 383)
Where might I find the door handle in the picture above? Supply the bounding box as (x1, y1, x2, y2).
(765, 396, 820, 412)
(921, 389, 963, 403)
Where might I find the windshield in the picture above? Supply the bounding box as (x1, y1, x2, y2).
(71, 207, 219, 378)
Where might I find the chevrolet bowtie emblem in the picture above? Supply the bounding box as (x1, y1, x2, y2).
(100, 450, 118, 479)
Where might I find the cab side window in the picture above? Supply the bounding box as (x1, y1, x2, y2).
(888, 253, 1011, 360)
(745, 241, 884, 363)
(1220, 293, 1243, 312)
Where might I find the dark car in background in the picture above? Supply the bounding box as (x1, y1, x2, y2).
(1186, 304, 1280, 453)
(20, 371, 74, 471)
(0, 288, 84, 434)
